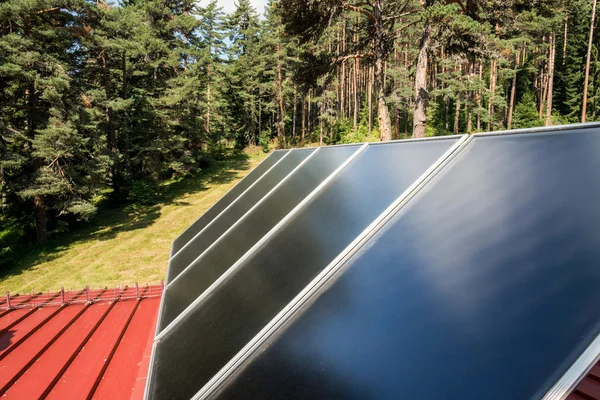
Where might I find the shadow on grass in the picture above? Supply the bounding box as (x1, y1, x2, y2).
(0, 149, 253, 285)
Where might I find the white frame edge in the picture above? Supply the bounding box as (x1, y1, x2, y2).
(143, 339, 159, 400)
(542, 332, 600, 400)
(472, 122, 600, 137)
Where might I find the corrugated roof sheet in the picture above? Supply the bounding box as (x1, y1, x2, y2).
(0, 284, 161, 399)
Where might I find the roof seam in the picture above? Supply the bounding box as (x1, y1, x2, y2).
(86, 286, 150, 399)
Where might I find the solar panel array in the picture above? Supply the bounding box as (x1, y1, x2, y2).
(147, 125, 600, 400)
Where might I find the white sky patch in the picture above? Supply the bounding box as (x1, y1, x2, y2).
(198, 0, 268, 16)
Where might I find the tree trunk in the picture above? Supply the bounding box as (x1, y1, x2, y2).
(301, 95, 306, 142)
(507, 50, 520, 129)
(292, 87, 297, 144)
(444, 96, 449, 131)
(307, 91, 312, 138)
(0, 166, 6, 212)
(368, 65, 373, 133)
(319, 107, 323, 146)
(375, 69, 392, 140)
(467, 98, 472, 133)
(477, 63, 482, 131)
(405, 99, 409, 135)
(488, 59, 497, 131)
(34, 195, 47, 245)
(563, 13, 568, 67)
(546, 32, 556, 126)
(454, 98, 461, 134)
(537, 37, 548, 119)
(353, 58, 359, 132)
(539, 42, 547, 119)
(206, 64, 211, 133)
(371, 0, 392, 141)
(582, 0, 597, 123)
(340, 60, 345, 117)
(413, 22, 431, 138)
(467, 62, 473, 133)
(276, 43, 285, 147)
(395, 106, 399, 139)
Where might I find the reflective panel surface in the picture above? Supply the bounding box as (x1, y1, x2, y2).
(170, 149, 289, 257)
(158, 145, 361, 331)
(166, 148, 314, 283)
(216, 128, 600, 400)
(147, 138, 459, 400)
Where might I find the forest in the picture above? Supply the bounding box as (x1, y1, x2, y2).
(0, 0, 598, 264)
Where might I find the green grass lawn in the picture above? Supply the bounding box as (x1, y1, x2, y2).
(0, 147, 268, 294)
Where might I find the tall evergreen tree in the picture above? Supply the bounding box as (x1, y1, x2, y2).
(0, 0, 109, 243)
(227, 0, 263, 145)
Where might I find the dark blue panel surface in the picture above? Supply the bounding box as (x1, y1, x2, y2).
(159, 145, 361, 331)
(215, 127, 600, 400)
(170, 149, 288, 256)
(166, 148, 314, 283)
(146, 138, 459, 400)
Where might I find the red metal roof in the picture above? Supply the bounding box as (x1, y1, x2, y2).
(0, 285, 161, 399)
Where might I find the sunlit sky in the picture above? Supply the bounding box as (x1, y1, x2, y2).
(201, 0, 268, 15)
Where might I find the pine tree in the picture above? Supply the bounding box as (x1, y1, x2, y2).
(227, 0, 265, 146)
(554, 0, 588, 120)
(0, 0, 109, 243)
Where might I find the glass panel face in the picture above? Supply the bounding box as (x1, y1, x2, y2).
(146, 138, 458, 400)
(158, 145, 361, 331)
(217, 128, 600, 400)
(166, 149, 315, 283)
(171, 150, 289, 256)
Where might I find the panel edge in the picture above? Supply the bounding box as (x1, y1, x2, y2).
(541, 331, 600, 400)
(473, 122, 600, 137)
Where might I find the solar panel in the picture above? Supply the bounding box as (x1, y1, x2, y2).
(166, 148, 315, 283)
(209, 125, 600, 400)
(146, 136, 463, 400)
(170, 149, 289, 257)
(157, 144, 363, 332)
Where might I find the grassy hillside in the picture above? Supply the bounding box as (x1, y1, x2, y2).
(0, 147, 268, 294)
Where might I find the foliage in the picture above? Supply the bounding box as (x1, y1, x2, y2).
(259, 130, 271, 153)
(0, 0, 598, 254)
(128, 181, 156, 206)
(512, 92, 543, 129)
